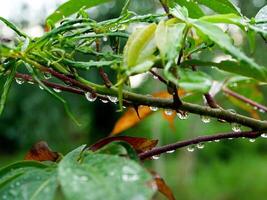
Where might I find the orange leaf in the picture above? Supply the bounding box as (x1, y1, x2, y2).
(149, 171, 176, 200)
(24, 141, 60, 162)
(111, 90, 186, 135)
(162, 111, 176, 131)
(89, 136, 158, 154)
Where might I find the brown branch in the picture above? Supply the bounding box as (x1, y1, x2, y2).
(149, 70, 167, 84)
(204, 93, 220, 109)
(223, 86, 267, 113)
(139, 130, 261, 160)
(96, 39, 113, 88)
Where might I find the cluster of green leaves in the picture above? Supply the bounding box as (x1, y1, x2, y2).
(0, 143, 156, 200)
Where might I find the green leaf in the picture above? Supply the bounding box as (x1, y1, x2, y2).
(0, 161, 57, 200)
(171, 0, 204, 18)
(0, 17, 27, 38)
(254, 5, 267, 37)
(46, 0, 111, 26)
(58, 146, 155, 200)
(190, 19, 267, 81)
(181, 59, 267, 82)
(155, 20, 186, 60)
(195, 0, 241, 15)
(178, 68, 212, 93)
(123, 23, 157, 68)
(0, 64, 17, 116)
(63, 59, 118, 70)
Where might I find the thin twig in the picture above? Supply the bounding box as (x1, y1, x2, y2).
(139, 130, 261, 160)
(204, 93, 220, 108)
(223, 86, 267, 113)
(149, 70, 167, 84)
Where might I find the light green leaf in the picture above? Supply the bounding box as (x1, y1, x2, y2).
(155, 20, 186, 60)
(123, 23, 157, 68)
(178, 68, 212, 93)
(63, 59, 118, 70)
(190, 19, 267, 81)
(0, 161, 57, 200)
(0, 17, 27, 38)
(126, 59, 155, 75)
(58, 146, 155, 200)
(46, 0, 111, 26)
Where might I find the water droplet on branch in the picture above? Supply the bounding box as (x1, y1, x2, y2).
(166, 150, 175, 154)
(177, 112, 189, 120)
(85, 92, 97, 102)
(201, 116, 211, 123)
(231, 123, 241, 132)
(187, 146, 195, 152)
(152, 155, 160, 160)
(249, 138, 256, 143)
(107, 96, 118, 103)
(53, 88, 62, 93)
(164, 109, 173, 116)
(261, 133, 267, 138)
(150, 106, 158, 111)
(196, 143, 205, 149)
(15, 78, 24, 85)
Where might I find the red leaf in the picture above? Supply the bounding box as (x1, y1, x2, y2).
(24, 141, 60, 162)
(89, 136, 158, 154)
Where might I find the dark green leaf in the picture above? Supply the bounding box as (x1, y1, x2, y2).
(171, 0, 204, 18)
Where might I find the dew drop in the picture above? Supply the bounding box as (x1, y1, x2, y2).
(28, 80, 34, 85)
(109, 26, 117, 32)
(53, 88, 61, 93)
(43, 72, 51, 80)
(39, 85, 44, 90)
(228, 138, 233, 140)
(152, 155, 160, 160)
(261, 133, 267, 138)
(187, 146, 195, 152)
(85, 92, 97, 102)
(15, 78, 24, 85)
(231, 123, 241, 132)
(166, 150, 175, 154)
(259, 109, 265, 113)
(196, 143, 205, 149)
(101, 98, 109, 103)
(117, 24, 127, 31)
(177, 112, 189, 120)
(108, 95, 118, 103)
(164, 109, 173, 116)
(152, 75, 158, 80)
(214, 139, 220, 143)
(201, 116, 211, 123)
(150, 106, 158, 111)
(249, 138, 256, 143)
(102, 36, 108, 42)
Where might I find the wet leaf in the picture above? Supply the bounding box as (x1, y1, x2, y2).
(24, 141, 60, 162)
(89, 136, 158, 154)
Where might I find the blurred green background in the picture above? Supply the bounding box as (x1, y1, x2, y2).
(1, 0, 267, 199)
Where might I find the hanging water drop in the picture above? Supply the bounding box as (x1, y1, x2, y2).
(39, 85, 44, 90)
(214, 139, 220, 142)
(249, 138, 256, 143)
(153, 75, 158, 80)
(201, 116, 211, 123)
(261, 133, 267, 138)
(43, 72, 51, 80)
(196, 143, 205, 149)
(150, 106, 158, 111)
(109, 26, 117, 32)
(85, 92, 97, 102)
(259, 109, 265, 113)
(231, 123, 241, 132)
(187, 146, 195, 152)
(101, 98, 109, 103)
(108, 96, 118, 103)
(164, 109, 173, 116)
(53, 88, 61, 93)
(102, 36, 108, 42)
(152, 155, 160, 160)
(166, 150, 175, 154)
(15, 78, 24, 85)
(177, 112, 189, 120)
(28, 80, 34, 85)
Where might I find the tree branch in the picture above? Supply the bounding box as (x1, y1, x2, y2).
(139, 130, 262, 160)
(223, 86, 267, 113)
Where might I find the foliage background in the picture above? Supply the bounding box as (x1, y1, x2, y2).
(0, 0, 267, 199)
